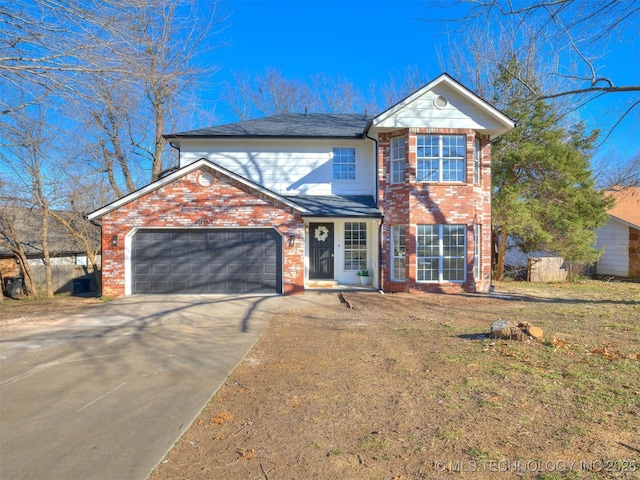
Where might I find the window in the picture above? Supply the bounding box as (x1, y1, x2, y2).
(474, 224, 481, 279)
(391, 225, 406, 281)
(390, 136, 405, 184)
(416, 134, 466, 182)
(417, 224, 466, 282)
(474, 138, 481, 184)
(333, 147, 356, 180)
(344, 222, 367, 270)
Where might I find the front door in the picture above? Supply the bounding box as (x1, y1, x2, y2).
(309, 222, 334, 279)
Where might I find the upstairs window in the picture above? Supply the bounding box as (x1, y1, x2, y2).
(333, 147, 356, 180)
(416, 134, 466, 182)
(390, 136, 405, 184)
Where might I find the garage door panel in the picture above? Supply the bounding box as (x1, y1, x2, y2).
(134, 264, 151, 275)
(132, 228, 282, 294)
(151, 263, 171, 275)
(171, 263, 190, 275)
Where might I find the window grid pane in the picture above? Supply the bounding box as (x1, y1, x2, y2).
(417, 224, 466, 282)
(333, 147, 356, 180)
(391, 136, 405, 184)
(474, 224, 481, 279)
(344, 222, 367, 270)
(416, 225, 439, 281)
(391, 225, 406, 281)
(416, 135, 466, 182)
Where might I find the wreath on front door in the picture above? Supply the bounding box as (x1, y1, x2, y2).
(314, 225, 329, 242)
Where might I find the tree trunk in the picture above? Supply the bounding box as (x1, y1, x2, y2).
(17, 252, 39, 298)
(495, 228, 508, 281)
(41, 207, 54, 297)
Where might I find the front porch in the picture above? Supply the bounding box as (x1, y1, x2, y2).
(303, 218, 381, 290)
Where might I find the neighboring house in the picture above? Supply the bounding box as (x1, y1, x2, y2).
(595, 186, 640, 278)
(88, 73, 515, 296)
(0, 207, 101, 289)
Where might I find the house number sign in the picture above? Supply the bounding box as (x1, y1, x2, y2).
(314, 225, 329, 242)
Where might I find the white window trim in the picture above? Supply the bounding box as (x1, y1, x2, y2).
(390, 136, 405, 184)
(344, 221, 367, 271)
(416, 134, 466, 183)
(332, 147, 356, 181)
(416, 224, 466, 283)
(391, 225, 406, 281)
(474, 224, 481, 279)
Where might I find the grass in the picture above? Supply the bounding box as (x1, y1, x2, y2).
(149, 279, 640, 480)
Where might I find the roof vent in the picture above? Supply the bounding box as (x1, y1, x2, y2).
(434, 95, 448, 109)
(198, 172, 213, 186)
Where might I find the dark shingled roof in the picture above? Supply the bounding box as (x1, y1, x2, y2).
(285, 195, 381, 218)
(165, 114, 372, 139)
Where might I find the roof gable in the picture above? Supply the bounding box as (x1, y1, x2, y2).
(87, 158, 309, 220)
(370, 73, 515, 138)
(605, 186, 640, 228)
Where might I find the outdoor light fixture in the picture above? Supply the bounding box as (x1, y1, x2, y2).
(288, 235, 295, 247)
(110, 235, 118, 247)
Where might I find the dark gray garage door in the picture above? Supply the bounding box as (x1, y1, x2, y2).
(131, 229, 282, 294)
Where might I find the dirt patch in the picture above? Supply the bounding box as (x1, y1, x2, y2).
(149, 281, 640, 480)
(0, 295, 103, 336)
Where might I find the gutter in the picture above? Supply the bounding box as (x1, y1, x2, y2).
(364, 118, 384, 292)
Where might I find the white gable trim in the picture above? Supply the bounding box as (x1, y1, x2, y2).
(609, 214, 640, 230)
(371, 73, 515, 133)
(88, 158, 309, 220)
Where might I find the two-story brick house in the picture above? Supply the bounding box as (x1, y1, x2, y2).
(88, 73, 514, 296)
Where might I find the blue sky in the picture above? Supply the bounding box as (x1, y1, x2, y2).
(205, 0, 639, 164)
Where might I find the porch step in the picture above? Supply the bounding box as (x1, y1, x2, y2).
(306, 280, 339, 289)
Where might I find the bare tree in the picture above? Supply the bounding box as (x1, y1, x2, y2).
(375, 65, 433, 110)
(593, 152, 640, 189)
(0, 201, 39, 298)
(3, 0, 228, 201)
(309, 73, 366, 114)
(0, 0, 126, 121)
(222, 68, 374, 120)
(431, 0, 640, 142)
(0, 104, 60, 296)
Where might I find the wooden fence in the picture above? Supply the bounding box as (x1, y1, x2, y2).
(29, 265, 98, 294)
(527, 257, 568, 282)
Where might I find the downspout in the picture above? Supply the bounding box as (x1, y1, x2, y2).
(364, 119, 384, 292)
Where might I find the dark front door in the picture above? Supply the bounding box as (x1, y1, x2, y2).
(309, 223, 334, 279)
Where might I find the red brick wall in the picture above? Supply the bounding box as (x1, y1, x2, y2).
(100, 167, 304, 297)
(378, 129, 493, 293)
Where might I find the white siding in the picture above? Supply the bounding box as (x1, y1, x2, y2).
(595, 218, 629, 276)
(374, 83, 506, 133)
(179, 139, 376, 196)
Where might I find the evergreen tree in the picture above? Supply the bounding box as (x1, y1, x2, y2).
(491, 64, 612, 280)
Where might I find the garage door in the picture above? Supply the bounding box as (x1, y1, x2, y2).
(131, 229, 282, 294)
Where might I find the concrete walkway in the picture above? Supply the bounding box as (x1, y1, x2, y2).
(0, 294, 282, 480)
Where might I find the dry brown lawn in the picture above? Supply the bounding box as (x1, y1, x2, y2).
(145, 280, 640, 480)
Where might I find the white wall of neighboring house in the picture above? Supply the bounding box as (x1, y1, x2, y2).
(595, 218, 629, 276)
(178, 139, 376, 196)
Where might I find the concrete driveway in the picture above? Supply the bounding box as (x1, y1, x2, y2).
(0, 294, 282, 480)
